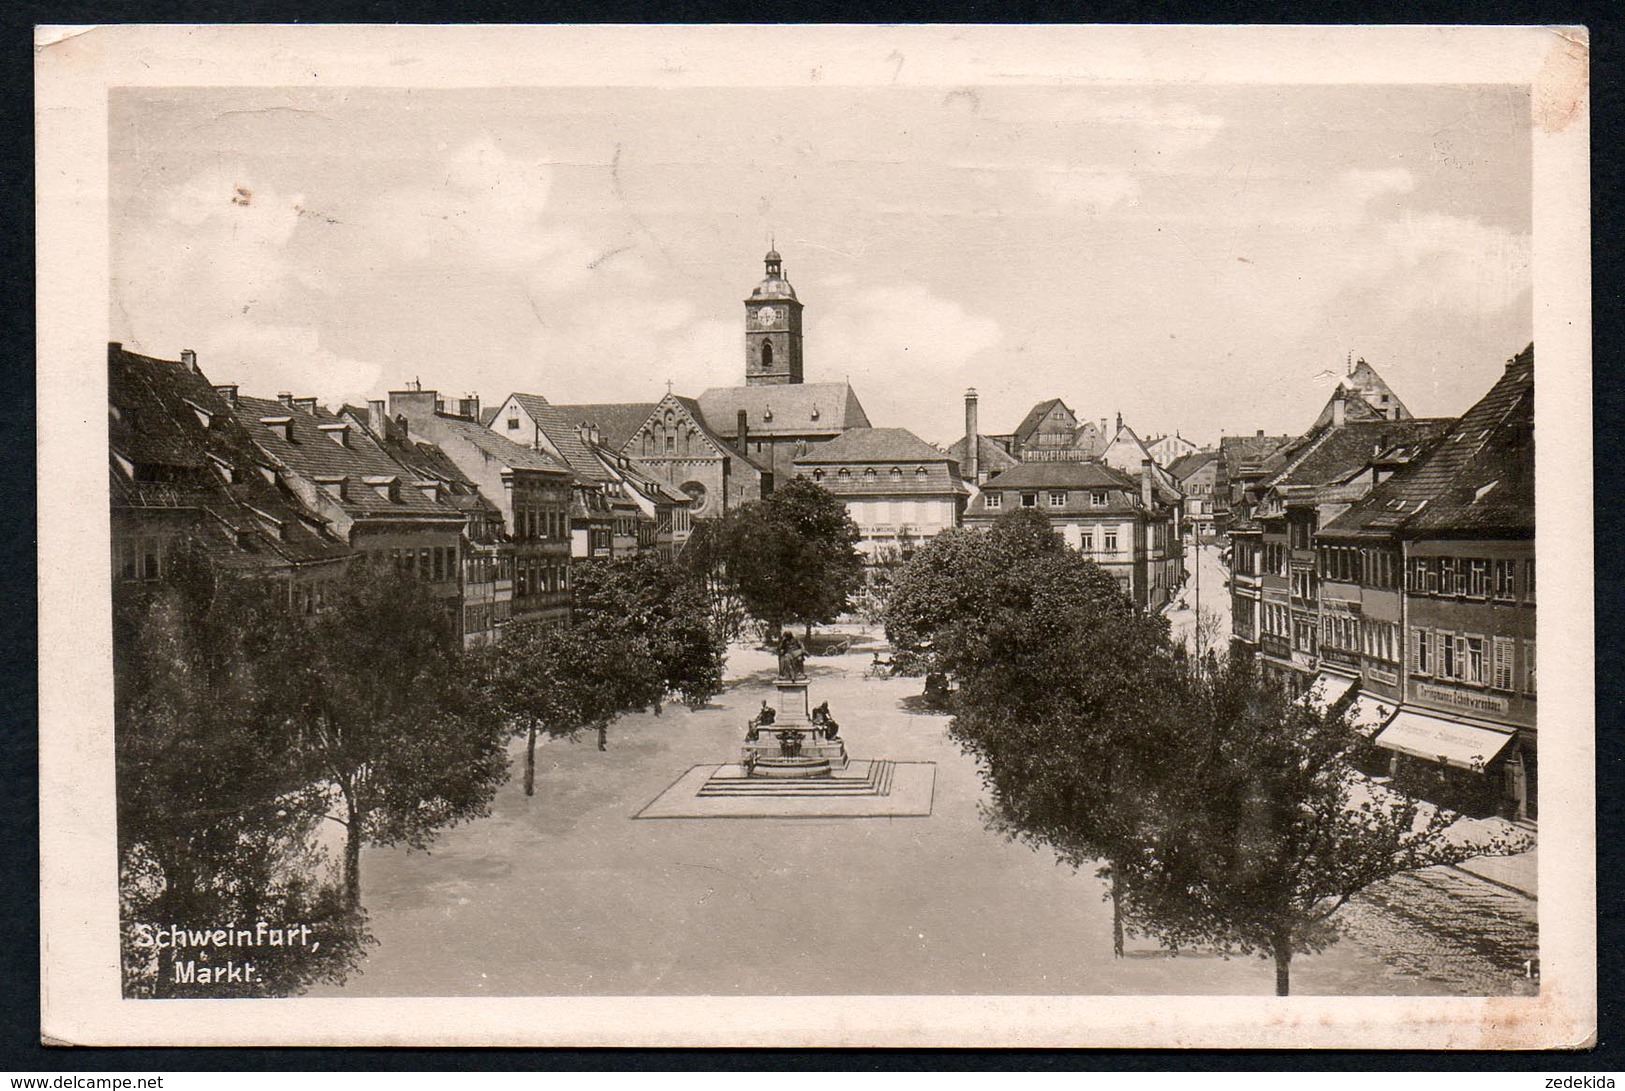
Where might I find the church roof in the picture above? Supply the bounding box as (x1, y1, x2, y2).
(551, 402, 660, 453)
(696, 382, 871, 437)
(793, 427, 954, 465)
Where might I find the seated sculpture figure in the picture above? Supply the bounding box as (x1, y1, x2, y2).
(776, 630, 807, 681)
(745, 700, 775, 741)
(811, 700, 839, 740)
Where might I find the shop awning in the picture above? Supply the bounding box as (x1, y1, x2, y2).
(1348, 694, 1397, 737)
(1373, 710, 1516, 772)
(1300, 671, 1357, 712)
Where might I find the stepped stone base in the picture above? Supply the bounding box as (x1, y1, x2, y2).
(635, 760, 935, 819)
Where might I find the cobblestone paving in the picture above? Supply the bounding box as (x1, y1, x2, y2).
(1338, 865, 1539, 996)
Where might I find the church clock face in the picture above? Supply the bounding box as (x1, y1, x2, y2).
(756, 306, 778, 326)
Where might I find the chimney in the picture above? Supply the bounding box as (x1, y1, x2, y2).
(1116, 412, 1124, 433)
(294, 396, 319, 416)
(277, 392, 294, 407)
(388, 388, 439, 425)
(964, 388, 979, 483)
(1331, 389, 1346, 428)
(1141, 458, 1155, 510)
(394, 414, 409, 440)
(459, 394, 481, 421)
(1256, 429, 1264, 438)
(180, 349, 198, 373)
(367, 399, 387, 437)
(737, 409, 750, 455)
(214, 384, 238, 407)
(1099, 418, 1108, 436)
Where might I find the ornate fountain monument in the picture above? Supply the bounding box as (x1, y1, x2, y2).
(740, 631, 848, 778)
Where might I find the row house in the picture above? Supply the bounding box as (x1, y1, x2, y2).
(489, 393, 626, 559)
(389, 388, 574, 628)
(791, 427, 968, 563)
(1317, 345, 1536, 820)
(1169, 450, 1219, 538)
(1242, 398, 1449, 693)
(342, 402, 513, 648)
(109, 344, 351, 603)
(962, 458, 1183, 609)
(230, 389, 468, 616)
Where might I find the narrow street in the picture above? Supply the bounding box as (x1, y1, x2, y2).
(1164, 537, 1231, 653)
(1339, 865, 1539, 997)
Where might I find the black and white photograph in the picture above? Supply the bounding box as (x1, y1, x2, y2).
(36, 24, 1594, 1048)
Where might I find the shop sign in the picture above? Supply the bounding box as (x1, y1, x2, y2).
(1415, 683, 1510, 716)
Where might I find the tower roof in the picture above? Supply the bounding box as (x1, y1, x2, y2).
(748, 247, 798, 302)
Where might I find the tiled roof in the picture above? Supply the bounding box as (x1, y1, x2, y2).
(942, 434, 1021, 475)
(696, 382, 871, 437)
(427, 411, 571, 475)
(108, 345, 351, 568)
(969, 460, 1138, 490)
(793, 426, 954, 465)
(235, 393, 465, 520)
(506, 393, 617, 482)
(804, 464, 968, 498)
(552, 402, 660, 453)
(1168, 449, 1218, 481)
(1322, 345, 1533, 539)
(1011, 398, 1074, 446)
(1265, 418, 1450, 492)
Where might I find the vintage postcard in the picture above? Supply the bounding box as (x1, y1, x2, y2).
(36, 24, 1593, 1047)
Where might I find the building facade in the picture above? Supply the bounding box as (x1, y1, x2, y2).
(962, 459, 1183, 609)
(792, 427, 968, 563)
(1319, 345, 1536, 820)
(389, 388, 574, 627)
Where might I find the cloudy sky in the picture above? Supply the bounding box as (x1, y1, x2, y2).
(109, 83, 1531, 446)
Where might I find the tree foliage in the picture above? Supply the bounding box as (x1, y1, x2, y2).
(708, 478, 865, 636)
(570, 553, 725, 710)
(1124, 652, 1531, 995)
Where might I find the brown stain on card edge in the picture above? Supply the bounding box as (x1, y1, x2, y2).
(1534, 28, 1589, 134)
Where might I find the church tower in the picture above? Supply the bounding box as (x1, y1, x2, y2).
(744, 248, 804, 385)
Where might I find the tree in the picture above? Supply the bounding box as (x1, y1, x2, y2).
(113, 552, 372, 996)
(888, 508, 1178, 956)
(570, 553, 726, 710)
(478, 619, 655, 790)
(679, 513, 749, 643)
(726, 478, 864, 637)
(273, 564, 510, 906)
(1126, 653, 1531, 995)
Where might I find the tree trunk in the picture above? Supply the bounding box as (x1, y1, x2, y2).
(524, 726, 537, 797)
(343, 814, 363, 909)
(1272, 931, 1293, 997)
(1112, 869, 1125, 959)
(805, 620, 813, 640)
(597, 723, 607, 752)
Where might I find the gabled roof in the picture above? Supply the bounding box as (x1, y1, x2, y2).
(942, 434, 1021, 476)
(505, 392, 617, 483)
(1311, 357, 1412, 428)
(1322, 345, 1533, 539)
(695, 382, 870, 437)
(973, 460, 1138, 490)
(1011, 398, 1076, 446)
(1264, 418, 1451, 494)
(427, 411, 571, 475)
(108, 345, 351, 568)
(793, 426, 953, 465)
(1168, 449, 1218, 481)
(552, 402, 660, 453)
(617, 394, 773, 476)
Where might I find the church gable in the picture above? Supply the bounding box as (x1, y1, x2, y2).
(624, 396, 731, 462)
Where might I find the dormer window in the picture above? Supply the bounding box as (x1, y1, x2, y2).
(112, 452, 135, 478)
(812, 468, 824, 482)
(889, 467, 902, 479)
(247, 506, 287, 541)
(257, 464, 278, 485)
(864, 468, 878, 481)
(108, 402, 123, 422)
(208, 453, 237, 484)
(260, 416, 294, 442)
(763, 405, 774, 422)
(318, 422, 351, 447)
(315, 475, 348, 501)
(810, 404, 820, 421)
(915, 466, 928, 479)
(417, 480, 442, 503)
(838, 468, 850, 479)
(364, 474, 400, 502)
(184, 399, 214, 430)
